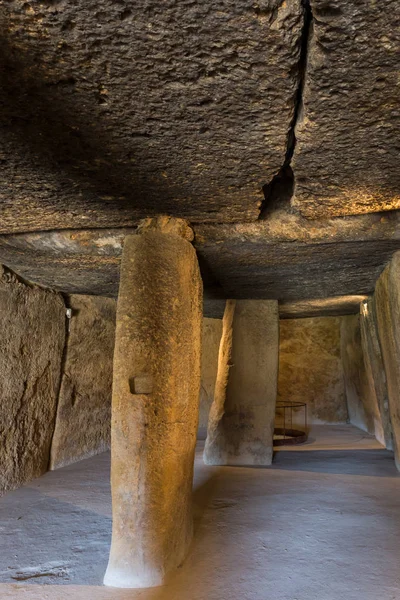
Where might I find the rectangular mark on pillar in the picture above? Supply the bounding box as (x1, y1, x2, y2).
(129, 374, 154, 395)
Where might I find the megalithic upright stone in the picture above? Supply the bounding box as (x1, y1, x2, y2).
(374, 252, 400, 470)
(360, 297, 392, 449)
(204, 299, 236, 464)
(104, 217, 202, 588)
(204, 300, 279, 466)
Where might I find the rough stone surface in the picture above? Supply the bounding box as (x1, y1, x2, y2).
(279, 295, 366, 319)
(341, 315, 370, 432)
(0, 0, 303, 231)
(292, 0, 400, 218)
(196, 212, 400, 301)
(105, 229, 202, 588)
(1, 211, 400, 303)
(202, 299, 226, 320)
(374, 253, 400, 469)
(341, 315, 384, 442)
(50, 295, 116, 470)
(198, 318, 223, 437)
(204, 300, 278, 466)
(0, 0, 399, 233)
(360, 298, 392, 449)
(204, 300, 236, 463)
(0, 267, 65, 494)
(277, 317, 347, 423)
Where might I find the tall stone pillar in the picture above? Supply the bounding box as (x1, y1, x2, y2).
(204, 300, 279, 466)
(104, 217, 202, 588)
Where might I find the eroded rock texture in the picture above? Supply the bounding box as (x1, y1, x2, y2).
(0, 267, 65, 494)
(374, 253, 400, 469)
(341, 314, 385, 441)
(204, 300, 236, 463)
(0, 0, 303, 231)
(198, 318, 223, 437)
(360, 298, 392, 449)
(196, 212, 400, 301)
(204, 300, 278, 466)
(0, 211, 399, 302)
(105, 224, 202, 588)
(50, 295, 116, 470)
(278, 317, 347, 423)
(279, 296, 367, 319)
(292, 0, 400, 218)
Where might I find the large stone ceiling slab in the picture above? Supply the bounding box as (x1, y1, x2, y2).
(195, 211, 400, 300)
(292, 0, 400, 218)
(279, 296, 367, 319)
(0, 210, 399, 303)
(0, 0, 303, 232)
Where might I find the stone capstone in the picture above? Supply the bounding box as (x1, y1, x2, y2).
(195, 213, 400, 301)
(292, 0, 400, 218)
(0, 211, 399, 303)
(0, 0, 304, 231)
(279, 295, 367, 319)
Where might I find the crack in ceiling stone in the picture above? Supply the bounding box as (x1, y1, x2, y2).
(259, 0, 313, 219)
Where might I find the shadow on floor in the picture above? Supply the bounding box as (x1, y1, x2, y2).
(1, 439, 400, 599)
(0, 468, 224, 589)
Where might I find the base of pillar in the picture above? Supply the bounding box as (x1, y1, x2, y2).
(203, 444, 273, 467)
(103, 522, 193, 588)
(103, 563, 164, 589)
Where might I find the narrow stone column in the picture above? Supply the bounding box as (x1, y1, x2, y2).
(204, 300, 279, 466)
(104, 217, 202, 588)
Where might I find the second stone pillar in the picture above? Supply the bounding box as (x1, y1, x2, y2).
(204, 299, 279, 466)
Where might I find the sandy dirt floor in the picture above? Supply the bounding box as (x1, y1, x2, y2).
(0, 425, 399, 600)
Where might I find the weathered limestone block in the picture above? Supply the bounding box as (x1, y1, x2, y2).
(204, 300, 278, 466)
(278, 317, 347, 423)
(341, 315, 384, 440)
(279, 296, 368, 319)
(195, 215, 400, 304)
(0, 267, 65, 494)
(50, 295, 116, 470)
(374, 254, 400, 469)
(0, 0, 303, 231)
(104, 218, 202, 588)
(292, 0, 400, 218)
(198, 318, 223, 438)
(204, 300, 236, 462)
(1, 212, 400, 302)
(360, 298, 392, 449)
